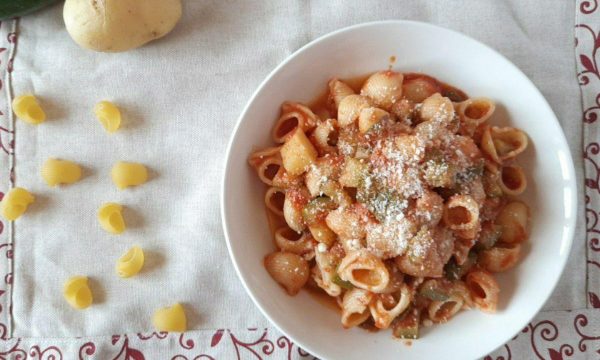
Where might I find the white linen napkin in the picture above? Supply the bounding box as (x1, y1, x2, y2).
(5, 0, 585, 357)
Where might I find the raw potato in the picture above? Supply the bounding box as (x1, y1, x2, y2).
(63, 0, 182, 52)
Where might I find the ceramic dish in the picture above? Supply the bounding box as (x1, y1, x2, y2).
(221, 20, 577, 360)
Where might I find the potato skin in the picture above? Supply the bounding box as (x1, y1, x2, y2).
(63, 0, 182, 52)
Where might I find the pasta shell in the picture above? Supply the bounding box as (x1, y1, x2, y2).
(443, 195, 480, 231)
(427, 294, 464, 323)
(369, 284, 412, 329)
(264, 187, 285, 217)
(465, 270, 499, 313)
(272, 101, 318, 143)
(264, 251, 310, 295)
(481, 126, 528, 163)
(495, 201, 530, 244)
(419, 93, 454, 123)
(98, 203, 126, 234)
(13, 94, 46, 124)
(360, 71, 404, 110)
(457, 97, 495, 125)
(274, 227, 315, 256)
(338, 249, 390, 293)
(499, 164, 527, 195)
(337, 95, 372, 127)
(478, 243, 521, 272)
(341, 288, 373, 328)
(314, 250, 343, 297)
(329, 78, 355, 109)
(358, 107, 391, 134)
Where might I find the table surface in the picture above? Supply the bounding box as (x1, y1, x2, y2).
(1, 1, 599, 359)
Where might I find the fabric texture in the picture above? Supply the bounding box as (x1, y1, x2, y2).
(0, 0, 596, 358)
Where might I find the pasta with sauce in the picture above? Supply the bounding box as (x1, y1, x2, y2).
(248, 70, 531, 339)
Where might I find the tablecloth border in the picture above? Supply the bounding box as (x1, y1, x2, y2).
(1, 0, 600, 357)
(578, 0, 600, 312)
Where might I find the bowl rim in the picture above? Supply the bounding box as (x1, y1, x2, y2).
(221, 19, 578, 359)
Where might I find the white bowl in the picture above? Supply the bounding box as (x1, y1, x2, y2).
(221, 21, 577, 360)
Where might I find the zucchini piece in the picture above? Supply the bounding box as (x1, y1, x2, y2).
(455, 161, 484, 184)
(418, 280, 449, 301)
(444, 252, 477, 280)
(332, 274, 354, 290)
(392, 308, 420, 339)
(301, 196, 336, 225)
(0, 0, 57, 20)
(356, 176, 406, 223)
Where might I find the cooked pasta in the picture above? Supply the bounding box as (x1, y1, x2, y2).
(338, 249, 390, 292)
(314, 249, 344, 297)
(94, 101, 122, 133)
(499, 164, 527, 195)
(1, 187, 35, 221)
(248, 147, 281, 182)
(249, 70, 531, 339)
(329, 78, 355, 109)
(111, 161, 148, 189)
(358, 107, 391, 134)
(481, 126, 528, 163)
(466, 270, 499, 313)
(98, 202, 126, 234)
(264, 187, 285, 217)
(478, 243, 521, 272)
(428, 294, 464, 323)
(63, 276, 93, 310)
(116, 245, 145, 278)
(274, 227, 315, 257)
(443, 195, 479, 231)
(419, 93, 454, 123)
(41, 158, 82, 187)
(495, 201, 530, 244)
(264, 251, 309, 295)
(13, 94, 46, 124)
(461, 98, 495, 121)
(369, 284, 412, 329)
(152, 303, 187, 332)
(338, 95, 373, 127)
(283, 187, 308, 232)
(341, 288, 373, 328)
(280, 129, 318, 175)
(360, 71, 404, 110)
(272, 101, 318, 143)
(310, 118, 339, 154)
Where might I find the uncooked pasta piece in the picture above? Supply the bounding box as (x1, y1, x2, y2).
(63, 276, 93, 309)
(111, 161, 148, 189)
(1, 187, 35, 220)
(41, 158, 82, 187)
(94, 101, 122, 133)
(13, 94, 46, 124)
(98, 202, 126, 234)
(116, 245, 144, 278)
(152, 303, 187, 332)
